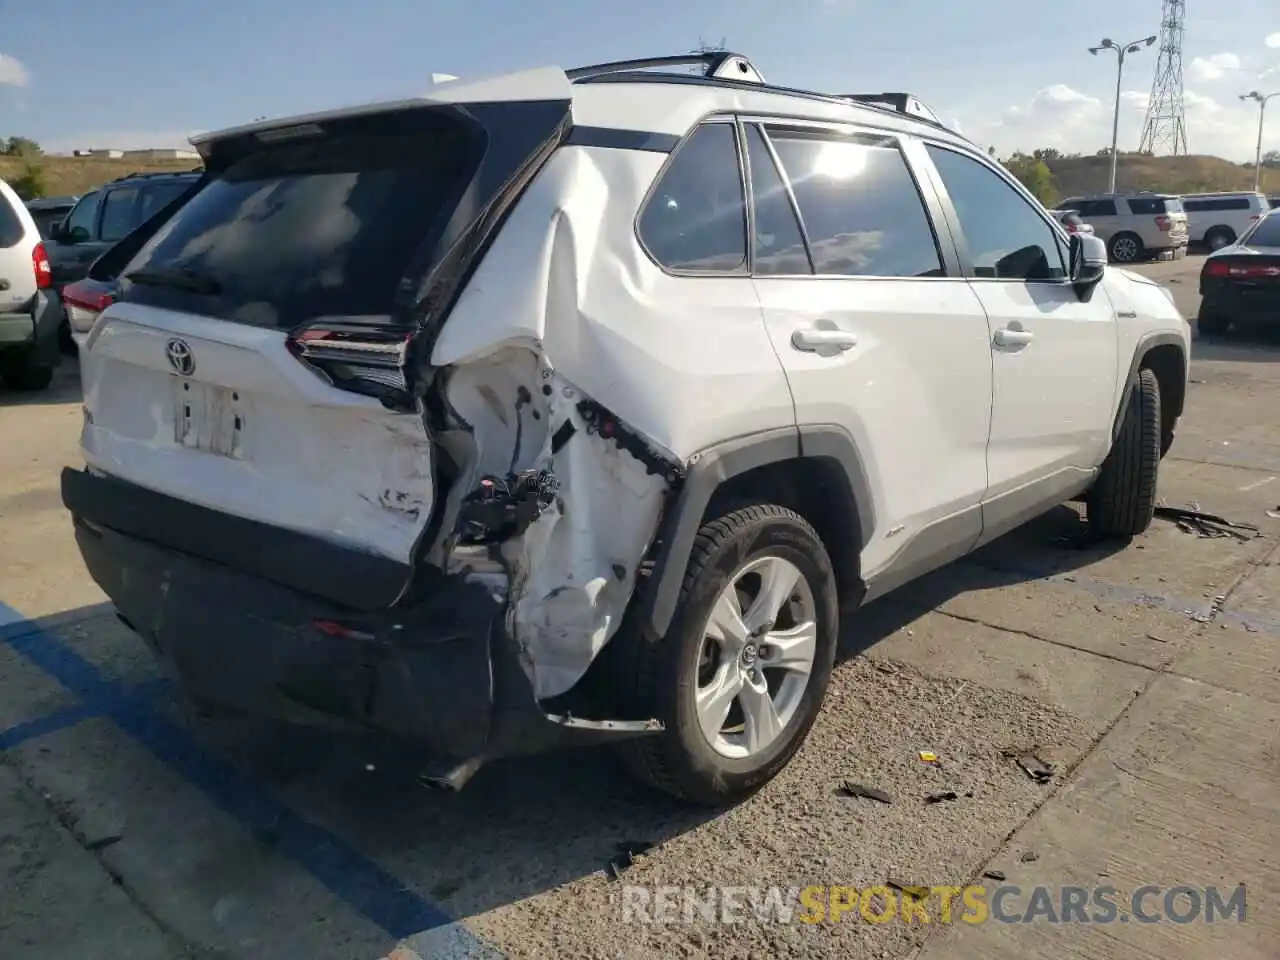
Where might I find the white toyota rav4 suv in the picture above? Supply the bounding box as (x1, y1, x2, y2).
(62, 54, 1190, 806)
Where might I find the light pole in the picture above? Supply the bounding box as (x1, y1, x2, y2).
(1240, 91, 1279, 194)
(1089, 35, 1157, 193)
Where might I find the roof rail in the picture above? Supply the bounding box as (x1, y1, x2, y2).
(840, 93, 942, 126)
(567, 52, 765, 85)
(106, 168, 203, 186)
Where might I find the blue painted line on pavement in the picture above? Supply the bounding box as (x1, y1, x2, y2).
(0, 601, 457, 942)
(0, 678, 170, 751)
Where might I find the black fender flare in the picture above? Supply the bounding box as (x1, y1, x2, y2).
(1111, 332, 1188, 443)
(640, 424, 874, 639)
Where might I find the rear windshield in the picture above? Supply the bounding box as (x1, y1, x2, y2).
(1129, 197, 1179, 215)
(1244, 214, 1280, 247)
(118, 114, 480, 330)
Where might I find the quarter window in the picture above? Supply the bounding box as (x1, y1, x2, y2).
(638, 122, 747, 273)
(926, 145, 1066, 281)
(766, 129, 944, 278)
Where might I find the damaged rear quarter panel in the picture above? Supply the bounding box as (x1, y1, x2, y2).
(427, 143, 796, 700)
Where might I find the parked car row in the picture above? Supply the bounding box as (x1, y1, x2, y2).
(1055, 190, 1274, 264)
(1197, 203, 1280, 336)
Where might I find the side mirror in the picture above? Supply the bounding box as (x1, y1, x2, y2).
(1070, 232, 1107, 299)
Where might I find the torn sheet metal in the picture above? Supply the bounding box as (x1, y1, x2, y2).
(433, 345, 676, 700)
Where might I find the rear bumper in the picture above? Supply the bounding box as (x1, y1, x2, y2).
(0, 290, 62, 361)
(63, 468, 658, 763)
(1200, 282, 1280, 323)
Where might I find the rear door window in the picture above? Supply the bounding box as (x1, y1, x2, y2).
(1128, 197, 1173, 215)
(100, 186, 141, 242)
(744, 125, 811, 275)
(139, 181, 194, 222)
(119, 112, 483, 330)
(766, 128, 945, 278)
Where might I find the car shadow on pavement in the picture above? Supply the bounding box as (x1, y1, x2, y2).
(1194, 328, 1280, 362)
(0, 358, 81, 407)
(837, 503, 1131, 664)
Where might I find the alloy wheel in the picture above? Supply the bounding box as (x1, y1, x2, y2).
(694, 555, 818, 759)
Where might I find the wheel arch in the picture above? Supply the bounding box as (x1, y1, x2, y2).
(640, 425, 873, 639)
(1112, 333, 1187, 457)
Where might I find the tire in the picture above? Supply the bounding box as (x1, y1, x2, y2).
(1087, 368, 1161, 538)
(618, 503, 839, 806)
(1108, 233, 1144, 264)
(1205, 227, 1236, 252)
(1197, 305, 1231, 337)
(0, 350, 55, 391)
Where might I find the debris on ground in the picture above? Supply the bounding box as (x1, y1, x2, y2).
(1002, 749, 1055, 783)
(1020, 851, 1039, 863)
(607, 840, 655, 880)
(887, 879, 929, 898)
(918, 751, 938, 763)
(838, 781, 894, 804)
(982, 869, 1007, 882)
(1154, 505, 1260, 541)
(1146, 633, 1171, 644)
(924, 791, 959, 804)
(1267, 505, 1280, 520)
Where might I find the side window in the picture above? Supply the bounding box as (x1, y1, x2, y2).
(62, 191, 102, 243)
(767, 129, 944, 278)
(99, 187, 141, 243)
(0, 194, 22, 247)
(1128, 197, 1167, 215)
(925, 145, 1066, 281)
(744, 125, 811, 276)
(637, 123, 747, 273)
(139, 182, 192, 223)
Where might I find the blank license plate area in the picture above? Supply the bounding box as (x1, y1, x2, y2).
(172, 378, 245, 457)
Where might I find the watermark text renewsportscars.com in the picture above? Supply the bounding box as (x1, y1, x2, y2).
(620, 884, 1247, 926)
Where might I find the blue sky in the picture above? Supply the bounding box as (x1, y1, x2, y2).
(1, 0, 1277, 160)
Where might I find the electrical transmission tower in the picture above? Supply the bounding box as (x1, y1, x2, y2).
(1139, 0, 1189, 155)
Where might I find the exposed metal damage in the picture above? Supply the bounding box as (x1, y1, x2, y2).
(421, 344, 683, 701)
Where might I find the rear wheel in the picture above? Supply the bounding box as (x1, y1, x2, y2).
(1087, 368, 1161, 538)
(1205, 227, 1236, 252)
(0, 349, 55, 391)
(618, 503, 838, 806)
(1109, 232, 1144, 264)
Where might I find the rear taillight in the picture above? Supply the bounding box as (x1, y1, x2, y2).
(285, 324, 414, 409)
(62, 280, 116, 335)
(1065, 222, 1079, 233)
(1204, 259, 1280, 279)
(1155, 215, 1172, 232)
(32, 243, 52, 289)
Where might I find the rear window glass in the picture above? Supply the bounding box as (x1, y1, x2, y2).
(0, 192, 23, 248)
(1128, 197, 1176, 215)
(1244, 214, 1280, 247)
(119, 118, 479, 330)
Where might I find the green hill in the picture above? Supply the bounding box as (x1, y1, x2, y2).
(0, 156, 198, 198)
(1049, 153, 1280, 198)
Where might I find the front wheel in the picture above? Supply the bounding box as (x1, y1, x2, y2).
(1087, 368, 1161, 538)
(618, 504, 838, 806)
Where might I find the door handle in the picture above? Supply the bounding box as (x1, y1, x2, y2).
(993, 327, 1034, 347)
(791, 328, 858, 352)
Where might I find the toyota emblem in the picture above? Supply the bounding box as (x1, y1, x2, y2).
(165, 338, 195, 376)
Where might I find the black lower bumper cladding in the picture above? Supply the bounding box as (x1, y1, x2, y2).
(61, 468, 657, 770)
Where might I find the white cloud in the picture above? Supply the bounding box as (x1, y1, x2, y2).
(1189, 52, 1241, 82)
(956, 84, 1262, 162)
(41, 129, 205, 156)
(0, 53, 29, 87)
(1266, 32, 1280, 49)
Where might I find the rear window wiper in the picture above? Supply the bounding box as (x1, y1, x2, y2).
(124, 267, 222, 296)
